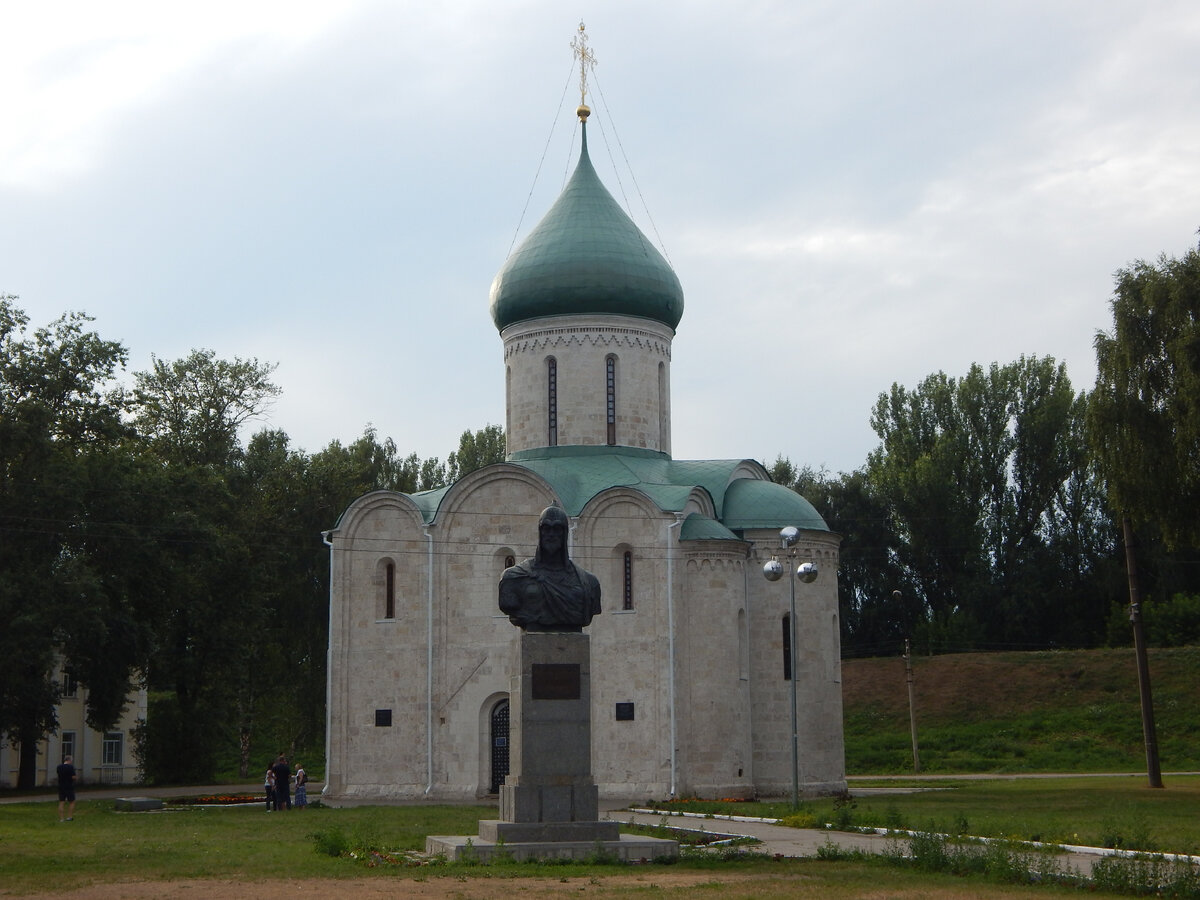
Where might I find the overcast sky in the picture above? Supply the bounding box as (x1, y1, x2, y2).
(4, 2, 1199, 476)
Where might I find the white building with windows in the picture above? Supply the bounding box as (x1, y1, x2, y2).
(0, 667, 145, 788)
(323, 113, 845, 803)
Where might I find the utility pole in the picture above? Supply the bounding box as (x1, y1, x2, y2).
(897, 590, 921, 773)
(1122, 517, 1163, 788)
(903, 632, 921, 774)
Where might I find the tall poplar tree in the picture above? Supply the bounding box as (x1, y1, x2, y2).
(868, 356, 1112, 649)
(1089, 240, 1200, 549)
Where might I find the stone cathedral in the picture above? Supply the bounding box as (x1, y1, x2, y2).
(323, 86, 846, 803)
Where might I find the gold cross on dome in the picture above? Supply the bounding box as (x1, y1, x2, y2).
(570, 20, 597, 119)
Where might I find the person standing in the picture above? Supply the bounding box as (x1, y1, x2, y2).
(56, 755, 77, 822)
(271, 754, 291, 811)
(264, 764, 275, 812)
(293, 762, 307, 810)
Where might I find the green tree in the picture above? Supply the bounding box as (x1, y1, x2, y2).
(0, 298, 136, 787)
(1089, 240, 1200, 550)
(131, 349, 280, 467)
(310, 427, 425, 496)
(867, 370, 990, 640)
(867, 356, 1114, 651)
(1084, 240, 1200, 789)
(223, 430, 331, 777)
(128, 349, 281, 782)
(447, 424, 507, 482)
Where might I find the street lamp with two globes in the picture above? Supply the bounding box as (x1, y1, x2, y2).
(762, 525, 818, 809)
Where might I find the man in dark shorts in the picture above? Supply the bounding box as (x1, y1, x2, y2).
(56, 755, 77, 822)
(272, 754, 291, 811)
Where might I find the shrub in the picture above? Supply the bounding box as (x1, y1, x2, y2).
(1092, 853, 1200, 897)
(1107, 593, 1200, 648)
(779, 811, 818, 829)
(310, 827, 349, 857)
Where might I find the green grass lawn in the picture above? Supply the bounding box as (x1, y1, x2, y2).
(843, 776, 1200, 853)
(648, 775, 1200, 855)
(0, 795, 1143, 899)
(2, 778, 1199, 896)
(0, 800, 495, 893)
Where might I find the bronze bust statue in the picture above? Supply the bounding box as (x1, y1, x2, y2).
(498, 506, 602, 631)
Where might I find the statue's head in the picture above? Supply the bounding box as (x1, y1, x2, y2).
(535, 505, 570, 566)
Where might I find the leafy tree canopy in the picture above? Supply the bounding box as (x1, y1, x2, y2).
(131, 349, 280, 467)
(0, 297, 136, 786)
(1089, 239, 1200, 549)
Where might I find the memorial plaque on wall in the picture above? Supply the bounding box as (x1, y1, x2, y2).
(531, 663, 581, 700)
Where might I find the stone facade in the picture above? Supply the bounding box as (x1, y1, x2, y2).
(503, 315, 674, 455)
(324, 461, 846, 802)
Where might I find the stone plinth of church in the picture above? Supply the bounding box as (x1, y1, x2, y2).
(426, 632, 677, 861)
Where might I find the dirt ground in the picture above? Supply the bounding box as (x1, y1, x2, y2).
(37, 873, 777, 899)
(27, 872, 1076, 900)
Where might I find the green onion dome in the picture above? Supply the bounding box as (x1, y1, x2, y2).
(489, 124, 684, 332)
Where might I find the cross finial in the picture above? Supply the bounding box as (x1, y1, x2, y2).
(570, 20, 597, 122)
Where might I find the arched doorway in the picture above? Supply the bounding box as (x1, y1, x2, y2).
(489, 699, 510, 793)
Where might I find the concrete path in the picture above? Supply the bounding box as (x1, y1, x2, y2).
(605, 804, 902, 859)
(600, 803, 1200, 880)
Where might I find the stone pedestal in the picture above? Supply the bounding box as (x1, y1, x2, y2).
(427, 632, 676, 862)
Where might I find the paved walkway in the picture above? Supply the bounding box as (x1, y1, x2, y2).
(600, 803, 1115, 878)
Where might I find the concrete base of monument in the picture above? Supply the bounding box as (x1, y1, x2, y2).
(480, 819, 620, 843)
(427, 632, 678, 861)
(425, 826, 679, 862)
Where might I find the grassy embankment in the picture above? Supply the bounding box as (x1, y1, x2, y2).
(841, 646, 1200, 774)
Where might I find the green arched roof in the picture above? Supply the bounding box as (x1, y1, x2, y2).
(679, 513, 741, 542)
(489, 124, 684, 332)
(386, 447, 830, 539)
(721, 479, 828, 532)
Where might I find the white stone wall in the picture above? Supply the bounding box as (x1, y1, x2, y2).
(501, 315, 674, 455)
(326, 468, 555, 801)
(429, 469, 551, 796)
(744, 530, 846, 797)
(326, 472, 846, 804)
(325, 491, 434, 799)
(674, 547, 755, 799)
(576, 491, 677, 797)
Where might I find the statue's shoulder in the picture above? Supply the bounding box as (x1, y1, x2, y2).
(574, 563, 601, 591)
(500, 558, 536, 583)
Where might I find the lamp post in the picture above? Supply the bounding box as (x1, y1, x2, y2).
(762, 525, 818, 810)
